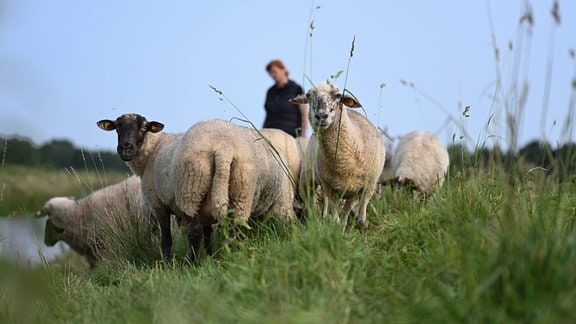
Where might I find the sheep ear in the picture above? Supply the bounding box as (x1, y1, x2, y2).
(289, 94, 308, 105)
(97, 119, 117, 131)
(341, 95, 362, 108)
(35, 208, 47, 218)
(148, 122, 164, 133)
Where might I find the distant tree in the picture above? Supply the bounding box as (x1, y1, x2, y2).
(553, 143, 576, 181)
(2, 137, 41, 166)
(519, 140, 552, 166)
(97, 151, 129, 172)
(39, 139, 76, 168)
(0, 136, 129, 172)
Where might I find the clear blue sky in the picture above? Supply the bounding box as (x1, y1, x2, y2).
(0, 1, 575, 152)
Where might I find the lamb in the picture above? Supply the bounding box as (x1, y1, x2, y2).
(290, 81, 385, 229)
(97, 114, 295, 262)
(384, 130, 449, 197)
(36, 176, 152, 267)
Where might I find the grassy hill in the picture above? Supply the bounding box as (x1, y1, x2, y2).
(2, 164, 576, 323)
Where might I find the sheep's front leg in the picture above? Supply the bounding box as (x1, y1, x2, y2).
(155, 207, 172, 260)
(203, 224, 213, 256)
(186, 220, 204, 264)
(356, 196, 370, 229)
(328, 199, 341, 224)
(341, 198, 358, 231)
(322, 194, 330, 218)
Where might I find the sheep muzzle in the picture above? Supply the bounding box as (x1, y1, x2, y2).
(117, 142, 139, 161)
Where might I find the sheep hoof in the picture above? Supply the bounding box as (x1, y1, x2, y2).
(356, 219, 368, 232)
(161, 248, 172, 261)
(185, 251, 201, 266)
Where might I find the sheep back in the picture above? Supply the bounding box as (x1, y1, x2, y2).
(392, 130, 449, 193)
(168, 120, 295, 223)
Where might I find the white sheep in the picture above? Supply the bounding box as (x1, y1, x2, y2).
(259, 128, 303, 190)
(97, 114, 295, 262)
(36, 175, 152, 267)
(290, 81, 386, 229)
(386, 130, 449, 196)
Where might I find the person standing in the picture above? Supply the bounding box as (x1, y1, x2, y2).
(263, 59, 308, 138)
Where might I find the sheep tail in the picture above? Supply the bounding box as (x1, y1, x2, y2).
(211, 150, 234, 221)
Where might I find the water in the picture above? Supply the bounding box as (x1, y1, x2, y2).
(0, 216, 70, 267)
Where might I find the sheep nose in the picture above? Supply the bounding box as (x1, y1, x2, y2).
(315, 112, 328, 121)
(120, 143, 134, 150)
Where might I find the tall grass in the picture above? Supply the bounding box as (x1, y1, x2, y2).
(2, 168, 576, 322)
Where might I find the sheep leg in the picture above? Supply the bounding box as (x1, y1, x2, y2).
(86, 251, 98, 269)
(322, 195, 330, 219)
(356, 196, 370, 228)
(186, 221, 204, 264)
(155, 207, 172, 260)
(203, 224, 213, 256)
(341, 198, 358, 231)
(329, 199, 340, 224)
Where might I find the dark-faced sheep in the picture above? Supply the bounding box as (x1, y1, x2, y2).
(97, 114, 295, 262)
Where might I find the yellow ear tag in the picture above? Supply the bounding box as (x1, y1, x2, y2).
(341, 98, 354, 107)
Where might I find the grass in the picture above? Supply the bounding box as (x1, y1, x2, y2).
(0, 165, 130, 216)
(2, 165, 576, 323)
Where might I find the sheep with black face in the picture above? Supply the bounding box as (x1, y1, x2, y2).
(97, 114, 296, 262)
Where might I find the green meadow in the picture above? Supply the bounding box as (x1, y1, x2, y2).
(2, 162, 576, 323)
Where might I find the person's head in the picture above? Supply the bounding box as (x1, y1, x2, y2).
(266, 59, 289, 85)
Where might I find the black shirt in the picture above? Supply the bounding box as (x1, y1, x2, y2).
(263, 79, 304, 138)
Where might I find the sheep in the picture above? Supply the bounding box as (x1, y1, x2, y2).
(97, 114, 295, 262)
(259, 128, 303, 190)
(290, 81, 385, 229)
(36, 176, 152, 267)
(384, 130, 449, 197)
(259, 129, 310, 218)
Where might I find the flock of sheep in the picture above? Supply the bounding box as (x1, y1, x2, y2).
(36, 81, 449, 266)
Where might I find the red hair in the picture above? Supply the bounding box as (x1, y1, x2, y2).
(266, 59, 288, 76)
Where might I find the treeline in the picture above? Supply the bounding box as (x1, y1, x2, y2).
(0, 136, 129, 172)
(3, 135, 575, 179)
(448, 139, 576, 180)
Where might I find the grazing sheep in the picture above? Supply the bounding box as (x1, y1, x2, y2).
(385, 130, 449, 196)
(290, 81, 385, 229)
(36, 176, 152, 267)
(97, 114, 295, 262)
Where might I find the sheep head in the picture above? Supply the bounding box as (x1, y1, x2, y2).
(44, 218, 65, 246)
(289, 81, 361, 131)
(36, 196, 77, 230)
(97, 113, 164, 161)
